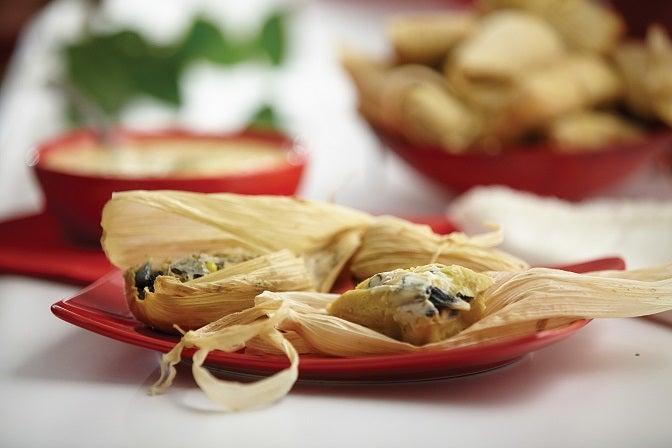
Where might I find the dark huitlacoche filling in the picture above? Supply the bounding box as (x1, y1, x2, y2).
(134, 262, 162, 299)
(133, 253, 254, 299)
(426, 286, 474, 317)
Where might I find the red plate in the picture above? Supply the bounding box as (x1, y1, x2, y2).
(0, 213, 114, 284)
(50, 256, 625, 382)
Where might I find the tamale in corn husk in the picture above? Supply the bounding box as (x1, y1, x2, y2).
(102, 190, 373, 293)
(341, 50, 483, 151)
(386, 11, 476, 65)
(339, 45, 392, 129)
(489, 54, 623, 140)
(643, 26, 672, 126)
(149, 262, 672, 411)
(546, 110, 644, 151)
(479, 0, 625, 54)
(327, 264, 493, 345)
(612, 25, 672, 126)
(377, 64, 481, 149)
(124, 250, 313, 333)
(444, 9, 566, 120)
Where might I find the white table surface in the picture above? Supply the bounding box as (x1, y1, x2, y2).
(1, 1, 672, 447)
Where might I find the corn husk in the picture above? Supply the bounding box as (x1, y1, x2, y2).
(149, 262, 672, 411)
(124, 250, 314, 333)
(101, 190, 373, 292)
(150, 299, 298, 412)
(350, 215, 529, 279)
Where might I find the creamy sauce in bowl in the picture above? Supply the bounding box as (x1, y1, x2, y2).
(41, 139, 291, 178)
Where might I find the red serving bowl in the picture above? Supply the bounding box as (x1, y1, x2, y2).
(31, 127, 308, 247)
(377, 127, 672, 201)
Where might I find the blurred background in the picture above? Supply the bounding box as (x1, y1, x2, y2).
(0, 0, 670, 222)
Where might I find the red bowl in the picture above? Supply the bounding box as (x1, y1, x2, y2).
(31, 127, 308, 246)
(377, 127, 672, 201)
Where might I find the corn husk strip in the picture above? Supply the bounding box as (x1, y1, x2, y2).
(302, 229, 363, 294)
(102, 190, 373, 292)
(245, 330, 320, 356)
(350, 216, 529, 279)
(434, 266, 672, 348)
(128, 250, 313, 333)
(150, 300, 298, 412)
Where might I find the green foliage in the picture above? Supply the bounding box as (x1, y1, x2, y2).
(246, 103, 282, 131)
(61, 11, 289, 127)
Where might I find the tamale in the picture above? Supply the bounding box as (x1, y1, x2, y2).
(339, 45, 392, 129)
(546, 110, 644, 150)
(644, 26, 672, 126)
(479, 0, 624, 54)
(386, 12, 476, 65)
(148, 261, 672, 411)
(386, 65, 486, 150)
(101, 190, 373, 293)
(448, 10, 566, 88)
(489, 54, 623, 140)
(327, 264, 493, 345)
(124, 250, 313, 333)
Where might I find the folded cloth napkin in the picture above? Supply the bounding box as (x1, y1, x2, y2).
(448, 186, 672, 270)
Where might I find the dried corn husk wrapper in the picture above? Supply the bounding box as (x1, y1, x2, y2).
(350, 215, 529, 279)
(150, 262, 672, 411)
(102, 190, 373, 293)
(102, 191, 535, 335)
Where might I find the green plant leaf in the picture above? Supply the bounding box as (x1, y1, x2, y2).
(60, 10, 290, 123)
(255, 10, 288, 66)
(246, 103, 283, 131)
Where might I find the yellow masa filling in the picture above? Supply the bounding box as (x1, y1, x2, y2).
(328, 264, 493, 345)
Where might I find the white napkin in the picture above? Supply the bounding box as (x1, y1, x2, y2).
(448, 186, 672, 270)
